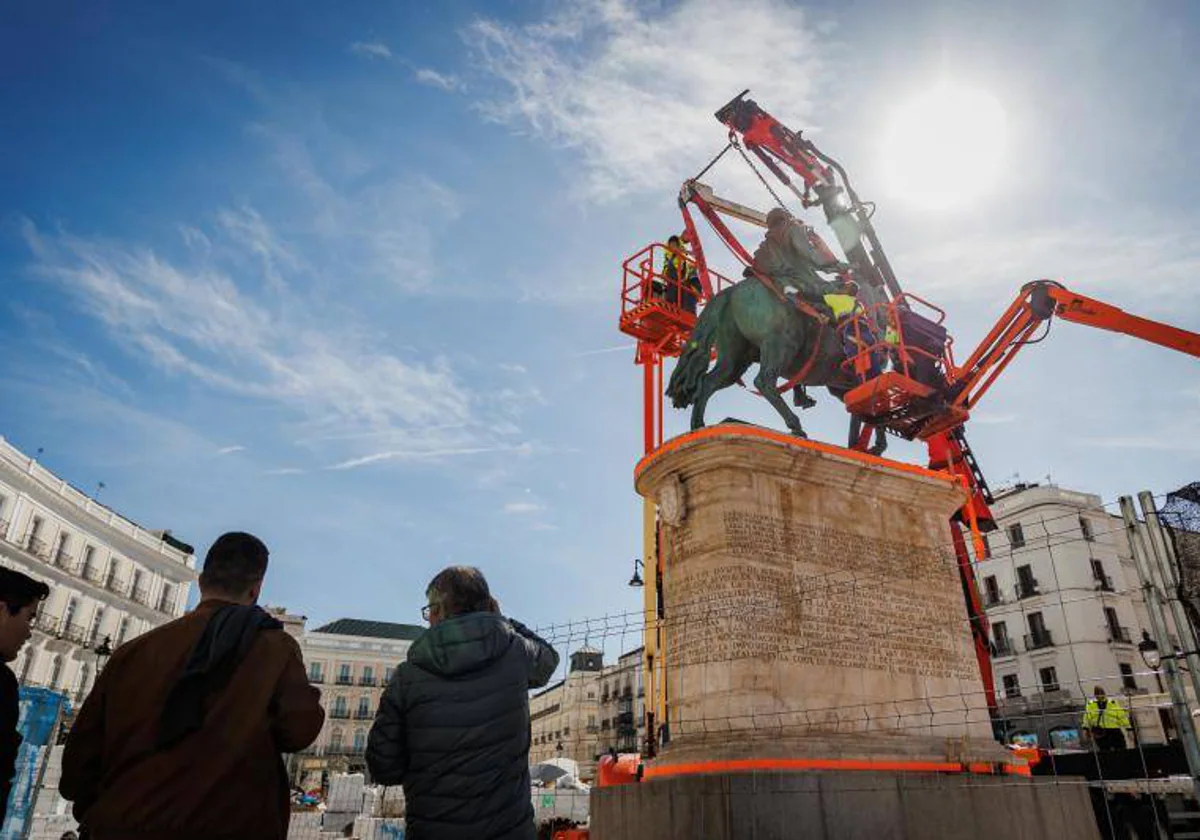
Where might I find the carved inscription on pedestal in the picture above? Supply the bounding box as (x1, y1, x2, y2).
(666, 512, 975, 680)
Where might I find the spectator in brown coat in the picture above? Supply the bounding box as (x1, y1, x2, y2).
(60, 532, 324, 840)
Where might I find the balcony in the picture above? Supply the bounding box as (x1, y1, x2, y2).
(60, 623, 89, 645)
(132, 587, 150, 607)
(992, 638, 1016, 658)
(617, 697, 634, 714)
(354, 710, 373, 720)
(105, 576, 128, 596)
(157, 598, 177, 615)
(79, 564, 100, 584)
(983, 593, 1004, 608)
(358, 677, 377, 687)
(52, 551, 75, 573)
(33, 612, 62, 636)
(329, 709, 351, 720)
(26, 537, 47, 559)
(1016, 579, 1040, 600)
(0, 520, 8, 541)
(309, 675, 325, 685)
(1094, 574, 1115, 593)
(1024, 631, 1055, 651)
(586, 725, 599, 734)
(335, 676, 353, 686)
(1107, 626, 1133, 645)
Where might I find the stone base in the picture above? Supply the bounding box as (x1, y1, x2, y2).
(591, 771, 1101, 840)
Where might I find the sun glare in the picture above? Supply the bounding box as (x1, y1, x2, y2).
(882, 83, 1007, 210)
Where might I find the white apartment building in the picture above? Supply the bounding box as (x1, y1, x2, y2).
(530, 645, 646, 781)
(977, 482, 1175, 749)
(0, 436, 197, 703)
(297, 618, 423, 775)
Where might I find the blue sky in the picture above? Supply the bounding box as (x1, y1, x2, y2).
(2, 0, 1198, 639)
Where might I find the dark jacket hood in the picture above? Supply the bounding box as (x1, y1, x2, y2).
(407, 613, 514, 678)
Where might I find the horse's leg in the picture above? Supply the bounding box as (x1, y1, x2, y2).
(691, 334, 752, 430)
(755, 336, 807, 438)
(870, 425, 888, 457)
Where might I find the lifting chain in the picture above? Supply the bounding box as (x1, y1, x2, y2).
(729, 132, 789, 212)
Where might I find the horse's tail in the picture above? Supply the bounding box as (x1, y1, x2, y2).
(666, 289, 729, 409)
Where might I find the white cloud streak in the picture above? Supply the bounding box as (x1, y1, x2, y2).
(415, 68, 464, 92)
(503, 501, 545, 514)
(216, 445, 247, 455)
(351, 41, 393, 60)
(466, 0, 830, 202)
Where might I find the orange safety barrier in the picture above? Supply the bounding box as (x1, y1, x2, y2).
(641, 756, 1031, 780)
(553, 830, 590, 840)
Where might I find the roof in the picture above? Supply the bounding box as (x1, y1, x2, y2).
(312, 618, 425, 641)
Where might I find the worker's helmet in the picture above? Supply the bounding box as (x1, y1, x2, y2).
(667, 235, 682, 247)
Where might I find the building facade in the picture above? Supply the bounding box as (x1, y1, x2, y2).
(297, 618, 423, 775)
(529, 646, 646, 782)
(0, 436, 197, 703)
(976, 482, 1174, 749)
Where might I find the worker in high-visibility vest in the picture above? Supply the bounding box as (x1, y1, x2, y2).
(662, 235, 702, 314)
(1082, 686, 1130, 751)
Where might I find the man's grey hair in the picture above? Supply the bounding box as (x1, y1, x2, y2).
(427, 566, 494, 618)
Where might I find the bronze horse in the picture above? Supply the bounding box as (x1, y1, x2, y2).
(664, 275, 888, 454)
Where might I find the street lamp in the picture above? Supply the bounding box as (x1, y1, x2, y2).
(1139, 630, 1161, 670)
(94, 636, 113, 673)
(628, 559, 645, 588)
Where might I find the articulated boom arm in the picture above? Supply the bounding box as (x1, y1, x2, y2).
(714, 90, 904, 301)
(950, 281, 1200, 412)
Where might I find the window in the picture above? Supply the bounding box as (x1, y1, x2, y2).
(105, 558, 120, 589)
(1080, 516, 1095, 542)
(1104, 607, 1123, 640)
(983, 576, 1001, 605)
(0, 493, 7, 518)
(1002, 674, 1021, 698)
(1016, 565, 1038, 598)
(384, 667, 395, 683)
(587, 691, 595, 699)
(89, 607, 105, 645)
(332, 696, 348, 716)
(1091, 559, 1112, 591)
(357, 697, 371, 718)
(992, 621, 1011, 655)
(131, 569, 145, 599)
(1027, 612, 1052, 648)
(63, 597, 78, 633)
(980, 533, 990, 558)
(115, 616, 130, 645)
(55, 531, 70, 560)
(159, 583, 175, 613)
(48, 654, 63, 689)
(81, 546, 95, 579)
(19, 648, 34, 683)
(76, 663, 92, 701)
(1007, 523, 1025, 549)
(330, 728, 344, 749)
(563, 726, 570, 735)
(588, 715, 596, 727)
(601, 719, 610, 731)
(308, 662, 324, 682)
(353, 728, 367, 751)
(1119, 663, 1138, 691)
(28, 516, 43, 544)
(1039, 667, 1060, 693)
(338, 663, 352, 684)
(361, 665, 374, 684)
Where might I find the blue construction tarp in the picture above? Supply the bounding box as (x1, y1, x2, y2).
(1, 687, 69, 840)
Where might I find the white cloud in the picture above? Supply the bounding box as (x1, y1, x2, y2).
(415, 68, 464, 92)
(351, 41, 393, 60)
(330, 445, 521, 471)
(498, 362, 527, 374)
(216, 445, 246, 455)
(466, 0, 830, 202)
(969, 412, 1018, 425)
(22, 217, 481, 465)
(504, 501, 545, 514)
(264, 467, 306, 475)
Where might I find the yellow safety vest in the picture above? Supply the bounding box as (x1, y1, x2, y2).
(823, 293, 863, 320)
(1082, 698, 1130, 729)
(662, 250, 687, 281)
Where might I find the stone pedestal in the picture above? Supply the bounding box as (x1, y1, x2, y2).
(636, 425, 997, 765)
(597, 426, 1098, 840)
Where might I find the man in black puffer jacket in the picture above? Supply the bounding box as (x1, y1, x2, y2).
(367, 566, 559, 840)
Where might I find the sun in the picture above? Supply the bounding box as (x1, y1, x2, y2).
(881, 83, 1007, 210)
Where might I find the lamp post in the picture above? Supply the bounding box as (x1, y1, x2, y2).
(93, 635, 113, 674)
(628, 559, 645, 588)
